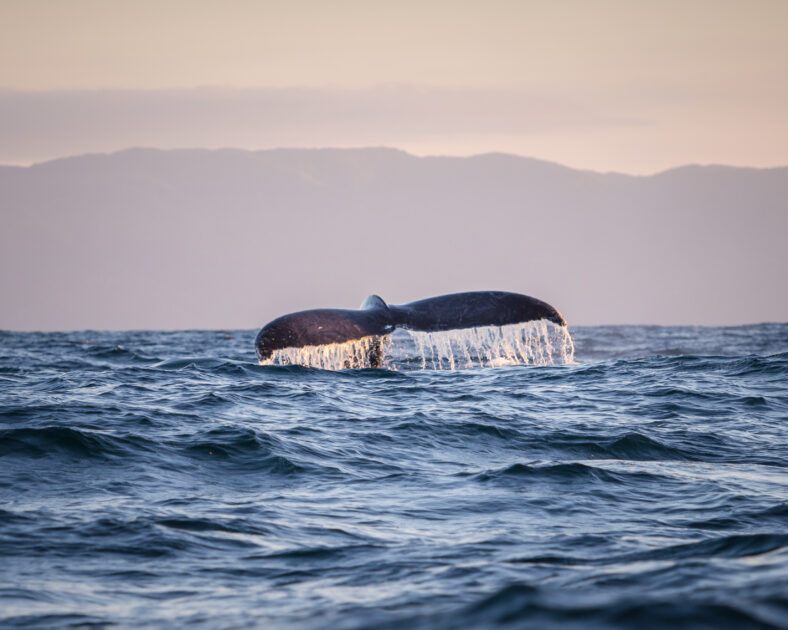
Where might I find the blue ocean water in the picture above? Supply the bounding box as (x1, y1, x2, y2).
(1, 324, 787, 629)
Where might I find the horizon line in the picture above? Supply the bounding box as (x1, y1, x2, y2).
(2, 321, 786, 334)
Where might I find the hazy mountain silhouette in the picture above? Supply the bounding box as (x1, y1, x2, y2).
(1, 147, 786, 330)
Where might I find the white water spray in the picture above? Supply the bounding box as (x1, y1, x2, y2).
(261, 335, 386, 370)
(390, 320, 574, 370)
(260, 320, 574, 371)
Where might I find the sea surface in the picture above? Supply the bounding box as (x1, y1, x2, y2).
(1, 324, 787, 629)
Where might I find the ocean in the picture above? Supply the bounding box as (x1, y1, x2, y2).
(1, 323, 787, 629)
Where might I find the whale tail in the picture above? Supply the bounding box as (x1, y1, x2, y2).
(390, 291, 565, 332)
(255, 291, 566, 364)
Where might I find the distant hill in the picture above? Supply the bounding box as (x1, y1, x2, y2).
(1, 147, 786, 330)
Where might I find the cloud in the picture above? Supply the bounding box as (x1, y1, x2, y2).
(0, 86, 641, 164)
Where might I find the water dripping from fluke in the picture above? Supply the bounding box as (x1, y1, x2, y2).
(260, 320, 575, 371)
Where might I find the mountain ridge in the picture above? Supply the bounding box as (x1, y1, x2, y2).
(1, 147, 786, 330)
(3, 146, 786, 178)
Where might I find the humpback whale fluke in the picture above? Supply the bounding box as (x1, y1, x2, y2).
(255, 291, 566, 365)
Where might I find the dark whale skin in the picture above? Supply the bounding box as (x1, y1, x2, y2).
(255, 291, 566, 362)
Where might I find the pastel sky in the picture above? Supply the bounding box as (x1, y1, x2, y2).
(1, 0, 787, 172)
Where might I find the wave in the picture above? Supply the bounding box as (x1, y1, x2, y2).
(0, 614, 113, 630)
(364, 582, 785, 630)
(688, 503, 788, 530)
(471, 461, 663, 485)
(0, 426, 145, 459)
(510, 533, 788, 567)
(550, 432, 692, 461)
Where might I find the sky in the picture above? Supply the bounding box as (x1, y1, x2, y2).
(1, 0, 786, 173)
(1, 0, 786, 330)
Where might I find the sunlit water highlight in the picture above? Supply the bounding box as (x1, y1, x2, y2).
(1, 324, 787, 629)
(262, 320, 575, 370)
